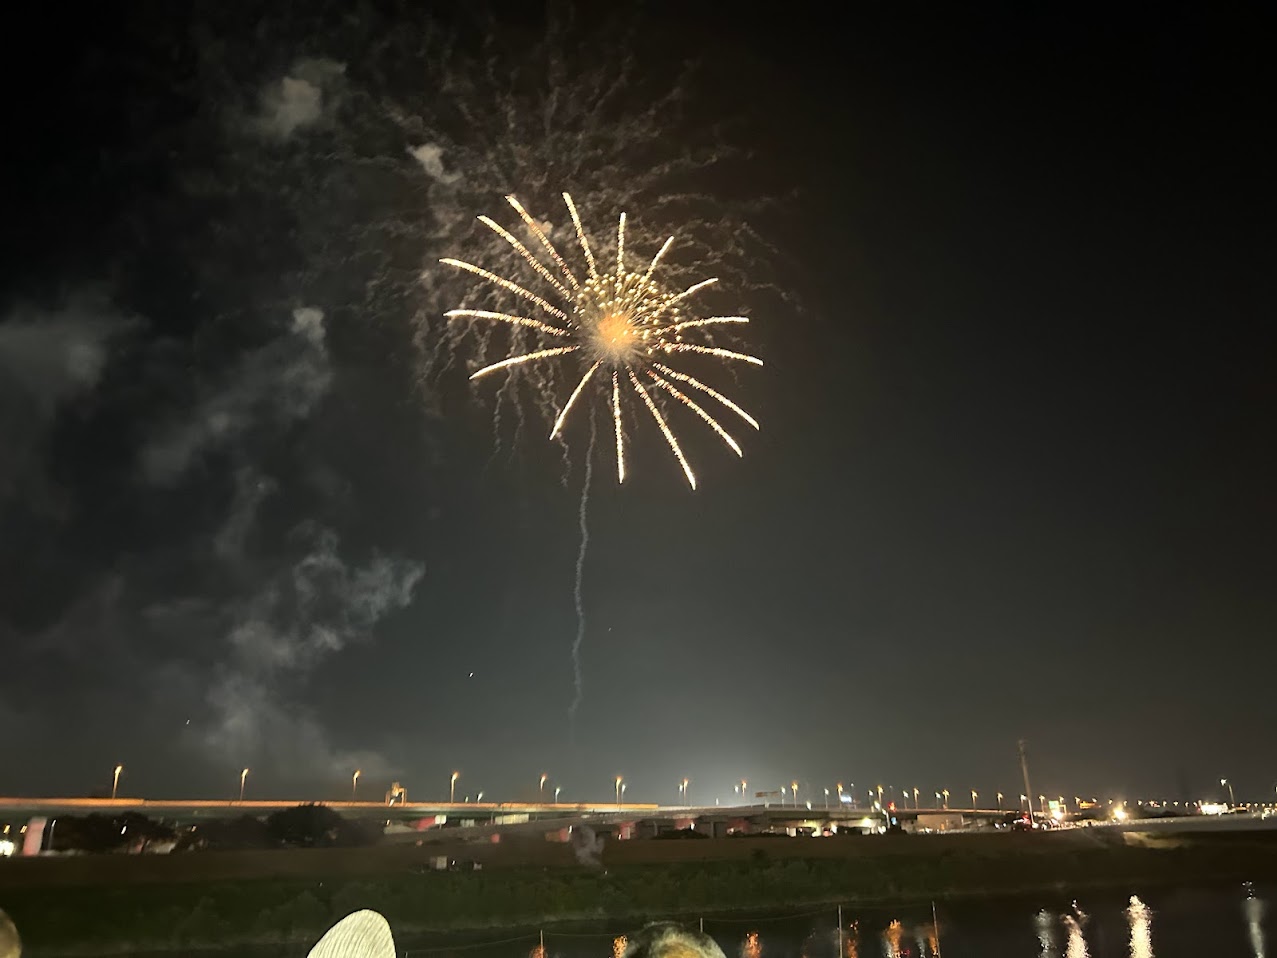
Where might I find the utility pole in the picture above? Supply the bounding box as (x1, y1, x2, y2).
(1018, 739, 1034, 820)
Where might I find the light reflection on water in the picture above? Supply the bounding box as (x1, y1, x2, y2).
(156, 883, 1275, 958)
(1034, 908, 1056, 957)
(1245, 884, 1267, 958)
(1127, 895, 1154, 958)
(1063, 903, 1089, 958)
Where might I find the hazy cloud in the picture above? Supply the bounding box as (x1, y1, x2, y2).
(141, 307, 331, 484)
(408, 142, 461, 183)
(205, 524, 423, 771)
(0, 304, 130, 503)
(253, 58, 346, 139)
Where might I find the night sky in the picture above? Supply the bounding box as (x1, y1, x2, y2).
(2, 2, 1272, 808)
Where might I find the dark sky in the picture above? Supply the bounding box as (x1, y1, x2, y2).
(1, 2, 1272, 808)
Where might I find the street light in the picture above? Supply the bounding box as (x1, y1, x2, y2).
(615, 776, 623, 804)
(450, 771, 460, 804)
(540, 773, 548, 800)
(781, 786, 788, 805)
(239, 768, 249, 802)
(352, 769, 361, 799)
(997, 791, 1004, 810)
(901, 787, 910, 809)
(682, 778, 690, 805)
(1222, 778, 1236, 806)
(934, 791, 941, 809)
(942, 789, 949, 809)
(554, 786, 562, 803)
(913, 787, 920, 809)
(477, 791, 484, 803)
(1038, 794, 1046, 815)
(741, 779, 748, 802)
(824, 787, 830, 810)
(112, 765, 123, 800)
(971, 789, 978, 808)
(621, 783, 627, 803)
(792, 781, 799, 807)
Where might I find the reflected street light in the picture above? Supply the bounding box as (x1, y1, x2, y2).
(352, 769, 361, 800)
(112, 765, 123, 800)
(450, 771, 460, 804)
(239, 768, 249, 802)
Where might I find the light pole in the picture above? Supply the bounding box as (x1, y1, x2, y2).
(934, 791, 941, 809)
(540, 773, 548, 800)
(781, 786, 788, 805)
(824, 787, 830, 810)
(615, 776, 623, 805)
(477, 791, 484, 803)
(239, 768, 249, 802)
(942, 789, 949, 809)
(554, 786, 562, 803)
(741, 779, 748, 803)
(450, 771, 459, 804)
(1038, 794, 1046, 816)
(901, 787, 910, 809)
(1021, 793, 1029, 815)
(112, 765, 123, 800)
(792, 781, 799, 807)
(1222, 778, 1235, 806)
(913, 787, 920, 809)
(682, 778, 690, 805)
(997, 791, 1004, 811)
(971, 789, 978, 808)
(876, 785, 883, 806)
(352, 769, 361, 799)
(621, 783, 627, 803)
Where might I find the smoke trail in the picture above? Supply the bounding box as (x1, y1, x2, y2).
(568, 412, 597, 724)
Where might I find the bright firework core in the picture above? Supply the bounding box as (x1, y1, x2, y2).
(440, 193, 762, 488)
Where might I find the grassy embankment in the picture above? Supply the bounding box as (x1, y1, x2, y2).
(3, 829, 1276, 956)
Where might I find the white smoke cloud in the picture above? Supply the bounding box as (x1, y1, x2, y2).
(141, 307, 331, 484)
(0, 304, 131, 504)
(0, 308, 125, 409)
(408, 142, 461, 183)
(202, 524, 423, 771)
(213, 468, 277, 559)
(253, 58, 346, 139)
(204, 672, 395, 780)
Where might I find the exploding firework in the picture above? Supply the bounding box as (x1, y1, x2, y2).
(441, 193, 762, 488)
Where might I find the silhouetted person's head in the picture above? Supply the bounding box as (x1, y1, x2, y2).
(0, 907, 21, 958)
(623, 923, 725, 958)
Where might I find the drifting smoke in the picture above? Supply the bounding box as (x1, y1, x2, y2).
(569, 823, 605, 868)
(141, 308, 330, 485)
(567, 416, 596, 724)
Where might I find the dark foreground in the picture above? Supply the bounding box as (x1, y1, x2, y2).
(2, 828, 1276, 956)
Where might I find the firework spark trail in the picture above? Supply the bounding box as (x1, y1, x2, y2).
(567, 413, 596, 725)
(442, 193, 762, 486)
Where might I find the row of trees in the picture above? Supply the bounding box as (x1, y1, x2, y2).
(44, 804, 377, 853)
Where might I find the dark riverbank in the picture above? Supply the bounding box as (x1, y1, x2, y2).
(3, 829, 1276, 956)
